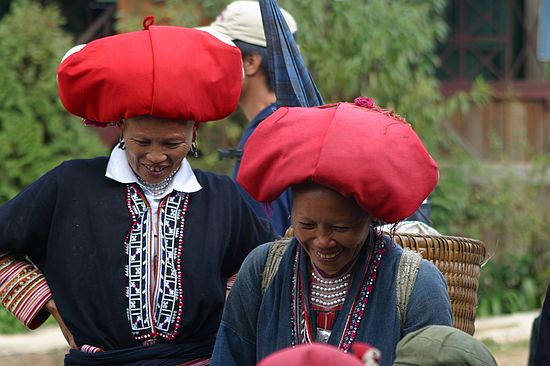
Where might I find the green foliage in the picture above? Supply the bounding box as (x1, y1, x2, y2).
(441, 156, 550, 317)
(0, 307, 56, 334)
(478, 253, 545, 317)
(0, 307, 28, 334)
(0, 0, 106, 204)
(280, 0, 469, 152)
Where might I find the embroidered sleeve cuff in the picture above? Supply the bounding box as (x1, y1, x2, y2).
(0, 253, 52, 329)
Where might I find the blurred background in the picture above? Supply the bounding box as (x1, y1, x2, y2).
(0, 0, 549, 364)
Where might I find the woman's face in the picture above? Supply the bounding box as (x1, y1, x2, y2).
(291, 183, 372, 276)
(120, 116, 196, 184)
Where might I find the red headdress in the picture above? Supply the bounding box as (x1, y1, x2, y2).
(257, 343, 365, 366)
(236, 97, 439, 223)
(57, 17, 242, 125)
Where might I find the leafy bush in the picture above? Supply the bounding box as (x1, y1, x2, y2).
(444, 157, 550, 316)
(478, 253, 546, 317)
(0, 0, 106, 204)
(0, 307, 27, 334)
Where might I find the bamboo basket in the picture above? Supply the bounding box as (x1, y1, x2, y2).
(391, 233, 486, 335)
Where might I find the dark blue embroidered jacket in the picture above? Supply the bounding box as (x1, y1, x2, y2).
(0, 157, 277, 364)
(211, 237, 452, 366)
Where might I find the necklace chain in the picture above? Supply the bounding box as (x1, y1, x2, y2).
(136, 168, 179, 196)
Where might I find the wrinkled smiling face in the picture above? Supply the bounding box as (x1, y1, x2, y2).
(291, 182, 372, 276)
(121, 116, 196, 184)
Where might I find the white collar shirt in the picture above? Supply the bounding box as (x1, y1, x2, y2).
(105, 146, 202, 255)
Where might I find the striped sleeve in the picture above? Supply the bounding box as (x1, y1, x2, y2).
(0, 252, 52, 329)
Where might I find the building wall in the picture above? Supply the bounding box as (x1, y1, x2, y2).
(450, 97, 550, 161)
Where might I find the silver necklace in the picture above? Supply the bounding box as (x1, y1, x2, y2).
(136, 168, 179, 197)
(310, 270, 351, 307)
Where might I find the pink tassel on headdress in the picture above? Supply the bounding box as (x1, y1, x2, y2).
(354, 96, 376, 109)
(354, 96, 407, 124)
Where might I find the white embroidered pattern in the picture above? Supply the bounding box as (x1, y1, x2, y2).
(124, 184, 189, 344)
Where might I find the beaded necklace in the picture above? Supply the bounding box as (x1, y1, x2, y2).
(136, 168, 179, 197)
(290, 231, 386, 351)
(309, 266, 352, 343)
(310, 269, 351, 308)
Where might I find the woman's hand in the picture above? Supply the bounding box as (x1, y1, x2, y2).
(45, 299, 77, 349)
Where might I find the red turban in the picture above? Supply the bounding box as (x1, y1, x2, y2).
(57, 18, 242, 124)
(257, 343, 365, 366)
(237, 99, 439, 223)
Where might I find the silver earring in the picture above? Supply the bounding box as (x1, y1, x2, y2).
(118, 136, 126, 150)
(190, 142, 198, 158)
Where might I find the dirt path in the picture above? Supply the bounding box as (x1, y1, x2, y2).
(0, 310, 539, 365)
(0, 349, 66, 366)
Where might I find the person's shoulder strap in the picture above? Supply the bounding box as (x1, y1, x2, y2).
(396, 248, 423, 328)
(261, 238, 292, 295)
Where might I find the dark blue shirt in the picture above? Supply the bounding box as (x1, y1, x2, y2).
(233, 103, 293, 236)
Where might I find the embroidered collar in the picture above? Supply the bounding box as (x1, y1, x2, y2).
(105, 146, 202, 194)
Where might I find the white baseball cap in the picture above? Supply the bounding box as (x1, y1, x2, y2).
(198, 0, 298, 48)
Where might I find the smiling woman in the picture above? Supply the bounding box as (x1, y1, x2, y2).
(120, 116, 195, 186)
(211, 99, 452, 366)
(291, 182, 371, 276)
(0, 18, 277, 366)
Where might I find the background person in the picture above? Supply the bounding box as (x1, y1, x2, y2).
(200, 0, 298, 235)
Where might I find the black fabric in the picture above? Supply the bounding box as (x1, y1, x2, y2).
(0, 157, 277, 361)
(65, 342, 212, 366)
(529, 314, 541, 366)
(535, 281, 550, 366)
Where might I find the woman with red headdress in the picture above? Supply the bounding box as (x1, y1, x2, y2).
(211, 98, 452, 366)
(0, 18, 276, 365)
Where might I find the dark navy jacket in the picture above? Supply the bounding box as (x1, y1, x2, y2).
(211, 236, 452, 366)
(233, 103, 293, 236)
(0, 157, 277, 364)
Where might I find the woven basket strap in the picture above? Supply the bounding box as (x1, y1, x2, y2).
(396, 249, 423, 328)
(261, 239, 291, 295)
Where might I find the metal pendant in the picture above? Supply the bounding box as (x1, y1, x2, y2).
(316, 328, 332, 343)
